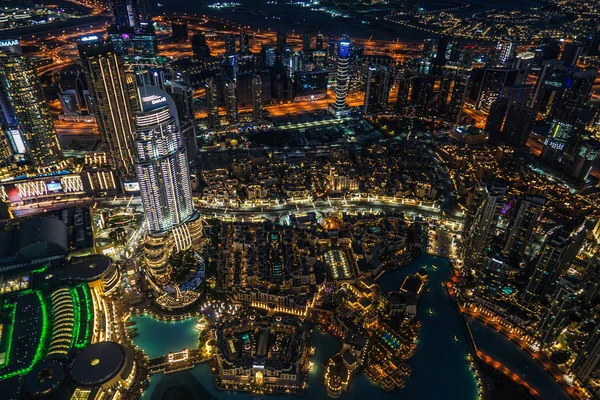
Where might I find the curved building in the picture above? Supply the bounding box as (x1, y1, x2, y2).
(134, 86, 194, 234)
(332, 39, 351, 117)
(23, 360, 66, 398)
(70, 341, 136, 390)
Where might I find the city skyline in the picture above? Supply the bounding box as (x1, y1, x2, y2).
(0, 0, 600, 399)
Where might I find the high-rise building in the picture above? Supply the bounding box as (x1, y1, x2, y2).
(522, 227, 584, 306)
(316, 33, 324, 51)
(484, 97, 508, 137)
(502, 195, 545, 260)
(167, 80, 197, 168)
(462, 182, 507, 269)
(277, 31, 286, 54)
(78, 38, 138, 178)
(561, 42, 583, 67)
(0, 40, 63, 167)
(562, 69, 597, 108)
(477, 68, 518, 111)
(224, 79, 238, 124)
(239, 31, 250, 55)
(395, 74, 411, 115)
(109, 0, 151, 31)
(538, 276, 582, 345)
(479, 255, 512, 300)
(134, 86, 194, 233)
(494, 39, 516, 66)
(303, 31, 311, 52)
(225, 35, 236, 55)
(192, 33, 211, 59)
(205, 79, 219, 129)
(252, 74, 262, 123)
(572, 140, 600, 181)
(332, 39, 351, 116)
(171, 22, 188, 42)
(363, 65, 390, 115)
(411, 74, 436, 117)
(502, 102, 535, 147)
(262, 46, 276, 68)
(0, 40, 63, 169)
(530, 60, 569, 117)
(444, 73, 467, 122)
(573, 326, 600, 383)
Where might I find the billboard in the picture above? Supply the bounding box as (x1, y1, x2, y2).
(46, 181, 63, 192)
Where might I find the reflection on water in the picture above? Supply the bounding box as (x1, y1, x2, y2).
(137, 255, 564, 400)
(470, 319, 571, 400)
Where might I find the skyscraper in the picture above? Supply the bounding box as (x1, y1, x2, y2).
(0, 40, 62, 169)
(494, 39, 516, 66)
(573, 325, 600, 383)
(462, 182, 507, 269)
(277, 31, 286, 54)
(252, 75, 262, 123)
(225, 35, 236, 56)
(303, 31, 311, 52)
(522, 227, 584, 306)
(332, 39, 351, 117)
(363, 65, 390, 115)
(192, 33, 211, 59)
(538, 276, 582, 345)
(502, 195, 545, 260)
(316, 33, 324, 51)
(78, 38, 138, 178)
(484, 97, 508, 137)
(205, 79, 219, 129)
(501, 102, 535, 147)
(134, 86, 194, 233)
(224, 79, 238, 124)
(109, 0, 151, 31)
(477, 68, 518, 111)
(444, 73, 467, 122)
(572, 141, 600, 181)
(239, 31, 250, 55)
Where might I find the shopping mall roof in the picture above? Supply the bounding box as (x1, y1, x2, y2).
(70, 342, 126, 387)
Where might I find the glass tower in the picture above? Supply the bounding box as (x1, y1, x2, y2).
(334, 39, 351, 115)
(0, 41, 62, 168)
(78, 38, 138, 178)
(134, 86, 194, 233)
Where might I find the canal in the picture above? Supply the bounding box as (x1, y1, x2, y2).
(470, 319, 571, 400)
(134, 255, 563, 399)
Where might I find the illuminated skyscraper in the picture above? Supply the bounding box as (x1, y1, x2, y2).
(522, 226, 585, 306)
(252, 75, 262, 123)
(332, 39, 351, 116)
(363, 65, 390, 115)
(78, 38, 138, 178)
(538, 276, 582, 345)
(224, 79, 238, 124)
(494, 39, 516, 66)
(502, 195, 545, 260)
(462, 182, 507, 269)
(0, 39, 62, 169)
(134, 86, 194, 233)
(109, 0, 151, 31)
(573, 326, 600, 383)
(205, 79, 219, 129)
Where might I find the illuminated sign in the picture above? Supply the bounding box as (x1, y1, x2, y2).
(142, 95, 167, 105)
(80, 36, 98, 42)
(124, 182, 140, 192)
(46, 181, 62, 192)
(0, 39, 19, 47)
